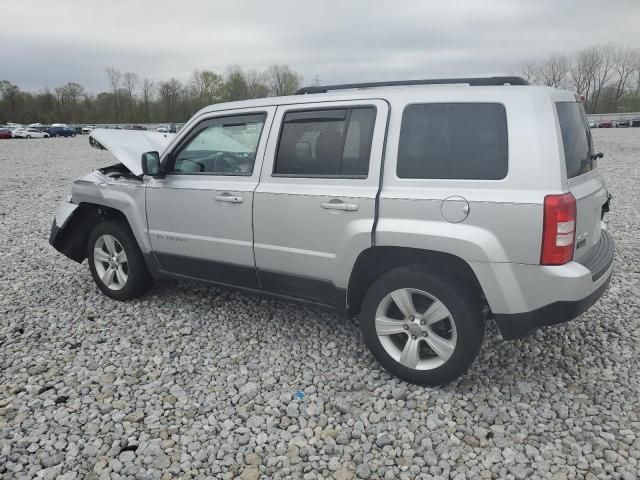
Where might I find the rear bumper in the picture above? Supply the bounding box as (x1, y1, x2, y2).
(493, 268, 612, 339)
(492, 230, 615, 340)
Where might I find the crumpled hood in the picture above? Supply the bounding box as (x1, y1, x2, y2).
(89, 128, 177, 176)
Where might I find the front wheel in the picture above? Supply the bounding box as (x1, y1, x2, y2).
(360, 267, 484, 386)
(87, 220, 153, 300)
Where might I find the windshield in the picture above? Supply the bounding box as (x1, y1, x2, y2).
(556, 102, 594, 179)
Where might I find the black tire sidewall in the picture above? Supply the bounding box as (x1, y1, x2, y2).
(361, 267, 484, 386)
(87, 220, 152, 300)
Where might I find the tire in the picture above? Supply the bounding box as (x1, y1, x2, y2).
(360, 266, 484, 386)
(26, 135, 31, 139)
(87, 220, 153, 300)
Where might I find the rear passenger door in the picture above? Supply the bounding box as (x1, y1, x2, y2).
(253, 100, 388, 307)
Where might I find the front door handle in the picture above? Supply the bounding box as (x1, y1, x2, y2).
(321, 201, 359, 211)
(215, 193, 243, 203)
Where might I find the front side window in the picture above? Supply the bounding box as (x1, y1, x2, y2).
(397, 103, 508, 180)
(274, 107, 376, 177)
(172, 113, 266, 174)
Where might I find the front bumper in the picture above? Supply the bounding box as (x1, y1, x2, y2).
(492, 230, 615, 340)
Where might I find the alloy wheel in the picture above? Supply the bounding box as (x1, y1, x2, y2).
(375, 288, 457, 370)
(93, 234, 129, 291)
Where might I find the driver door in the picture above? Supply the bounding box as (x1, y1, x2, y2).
(146, 107, 275, 288)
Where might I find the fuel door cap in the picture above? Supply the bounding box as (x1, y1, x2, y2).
(441, 195, 470, 223)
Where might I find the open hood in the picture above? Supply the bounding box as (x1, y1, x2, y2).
(89, 128, 177, 176)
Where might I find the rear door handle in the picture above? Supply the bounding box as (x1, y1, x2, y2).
(321, 201, 359, 211)
(215, 193, 243, 203)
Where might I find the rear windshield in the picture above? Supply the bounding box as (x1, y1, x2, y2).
(556, 102, 593, 178)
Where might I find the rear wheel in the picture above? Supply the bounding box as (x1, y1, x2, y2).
(360, 267, 484, 386)
(87, 220, 153, 300)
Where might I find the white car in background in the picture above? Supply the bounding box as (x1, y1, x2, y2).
(13, 127, 50, 139)
(82, 125, 95, 134)
(156, 124, 171, 133)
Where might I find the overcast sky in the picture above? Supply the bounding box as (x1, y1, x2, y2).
(2, 0, 640, 93)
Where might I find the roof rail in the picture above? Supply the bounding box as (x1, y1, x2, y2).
(295, 76, 528, 94)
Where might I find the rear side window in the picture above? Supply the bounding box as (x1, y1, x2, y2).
(556, 102, 593, 178)
(274, 107, 376, 177)
(397, 103, 508, 180)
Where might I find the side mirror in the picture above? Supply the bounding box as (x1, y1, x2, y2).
(141, 151, 163, 177)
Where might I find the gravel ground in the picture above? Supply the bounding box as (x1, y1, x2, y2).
(0, 130, 639, 480)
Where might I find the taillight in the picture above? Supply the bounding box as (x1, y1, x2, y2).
(541, 193, 576, 265)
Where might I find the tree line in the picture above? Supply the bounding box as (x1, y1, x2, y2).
(521, 44, 640, 114)
(0, 64, 306, 125)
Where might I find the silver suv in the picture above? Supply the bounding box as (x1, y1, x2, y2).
(50, 77, 615, 385)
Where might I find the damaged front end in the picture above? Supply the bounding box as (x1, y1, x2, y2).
(49, 128, 175, 262)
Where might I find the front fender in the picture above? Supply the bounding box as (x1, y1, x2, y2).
(71, 172, 150, 254)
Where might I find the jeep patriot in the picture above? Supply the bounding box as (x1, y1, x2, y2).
(50, 76, 615, 385)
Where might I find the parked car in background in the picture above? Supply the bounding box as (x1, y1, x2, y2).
(0, 128, 12, 139)
(14, 127, 50, 138)
(588, 120, 598, 128)
(46, 126, 77, 137)
(598, 119, 614, 128)
(618, 119, 631, 128)
(128, 125, 148, 131)
(82, 125, 95, 134)
(156, 124, 171, 133)
(50, 77, 614, 385)
(631, 118, 640, 127)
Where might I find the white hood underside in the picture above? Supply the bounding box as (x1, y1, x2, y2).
(89, 129, 177, 176)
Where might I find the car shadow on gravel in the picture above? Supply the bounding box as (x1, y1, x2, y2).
(143, 277, 612, 392)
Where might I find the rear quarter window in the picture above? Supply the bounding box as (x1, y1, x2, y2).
(555, 102, 593, 179)
(397, 103, 508, 180)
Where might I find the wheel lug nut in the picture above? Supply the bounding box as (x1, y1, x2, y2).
(420, 320, 425, 325)
(411, 335, 417, 339)
(409, 316, 414, 321)
(403, 325, 409, 330)
(422, 331, 428, 337)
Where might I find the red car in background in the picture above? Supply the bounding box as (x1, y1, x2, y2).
(0, 128, 12, 139)
(598, 119, 616, 128)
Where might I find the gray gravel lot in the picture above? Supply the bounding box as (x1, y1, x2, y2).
(1, 130, 639, 480)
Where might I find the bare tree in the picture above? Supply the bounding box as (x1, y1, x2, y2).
(609, 47, 635, 111)
(590, 44, 615, 113)
(105, 67, 122, 121)
(123, 72, 139, 120)
(157, 78, 182, 121)
(265, 64, 302, 96)
(141, 78, 155, 122)
(632, 50, 640, 100)
(570, 47, 600, 101)
(245, 69, 270, 99)
(521, 61, 540, 85)
(539, 53, 569, 88)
